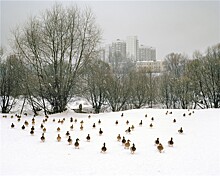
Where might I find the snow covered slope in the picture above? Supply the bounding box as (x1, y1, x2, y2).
(1, 109, 220, 176)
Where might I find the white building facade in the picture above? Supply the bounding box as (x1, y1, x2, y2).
(139, 45, 156, 61)
(126, 36, 139, 61)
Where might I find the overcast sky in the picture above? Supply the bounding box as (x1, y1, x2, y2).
(1, 0, 220, 60)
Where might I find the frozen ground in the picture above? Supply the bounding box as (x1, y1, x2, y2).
(0, 108, 220, 176)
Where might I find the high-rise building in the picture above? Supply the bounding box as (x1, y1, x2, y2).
(104, 44, 112, 63)
(110, 39, 126, 63)
(98, 48, 106, 62)
(126, 36, 139, 61)
(111, 39, 126, 58)
(139, 45, 156, 61)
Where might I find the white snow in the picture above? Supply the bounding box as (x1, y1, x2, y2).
(1, 108, 220, 176)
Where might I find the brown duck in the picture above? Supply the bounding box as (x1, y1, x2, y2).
(117, 134, 121, 141)
(57, 134, 61, 142)
(124, 140, 131, 149)
(157, 143, 164, 153)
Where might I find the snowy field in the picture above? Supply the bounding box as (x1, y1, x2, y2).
(1, 108, 220, 176)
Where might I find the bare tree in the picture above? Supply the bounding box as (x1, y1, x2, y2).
(189, 44, 220, 108)
(13, 3, 101, 113)
(82, 59, 111, 113)
(128, 68, 150, 109)
(0, 54, 23, 113)
(161, 53, 188, 108)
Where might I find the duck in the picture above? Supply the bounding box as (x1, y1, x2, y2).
(126, 120, 129, 125)
(80, 124, 83, 130)
(157, 143, 164, 153)
(21, 125, 25, 130)
(40, 124, 44, 129)
(74, 119, 77, 123)
(11, 123, 15, 128)
(24, 121, 29, 126)
(67, 136, 72, 145)
(98, 119, 101, 124)
(74, 138, 80, 149)
(125, 127, 131, 134)
(57, 134, 61, 142)
(70, 117, 73, 123)
(99, 128, 103, 136)
(66, 131, 70, 136)
(149, 123, 153, 128)
(101, 143, 107, 153)
(122, 136, 126, 145)
(92, 123, 96, 128)
(130, 143, 136, 154)
(155, 138, 160, 146)
(151, 117, 154, 121)
(32, 121, 35, 125)
(57, 127, 61, 132)
(173, 119, 176, 123)
(88, 115, 91, 119)
(53, 119, 55, 122)
(58, 119, 61, 123)
(183, 113, 186, 117)
(31, 126, 35, 131)
(80, 120, 84, 124)
(121, 113, 124, 117)
(168, 137, 174, 147)
(60, 120, 64, 124)
(70, 124, 74, 130)
(166, 111, 168, 115)
(41, 133, 45, 142)
(178, 127, 183, 134)
(115, 120, 118, 125)
(131, 125, 135, 131)
(145, 114, 147, 118)
(139, 120, 143, 126)
(30, 130, 34, 135)
(117, 134, 121, 141)
(124, 140, 131, 149)
(17, 118, 21, 122)
(43, 127, 46, 133)
(169, 111, 172, 114)
(86, 134, 90, 142)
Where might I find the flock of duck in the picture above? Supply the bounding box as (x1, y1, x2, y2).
(4, 109, 194, 154)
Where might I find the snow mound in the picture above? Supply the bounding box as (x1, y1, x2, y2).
(1, 108, 220, 176)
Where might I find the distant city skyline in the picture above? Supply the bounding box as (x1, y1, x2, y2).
(1, 0, 219, 60)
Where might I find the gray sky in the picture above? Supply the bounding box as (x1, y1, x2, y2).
(1, 0, 220, 60)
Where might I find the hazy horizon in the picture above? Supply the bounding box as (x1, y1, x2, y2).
(1, 0, 219, 60)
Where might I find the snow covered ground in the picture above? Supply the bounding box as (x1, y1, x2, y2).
(1, 108, 220, 176)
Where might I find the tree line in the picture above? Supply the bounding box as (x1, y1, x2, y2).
(0, 4, 219, 114)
